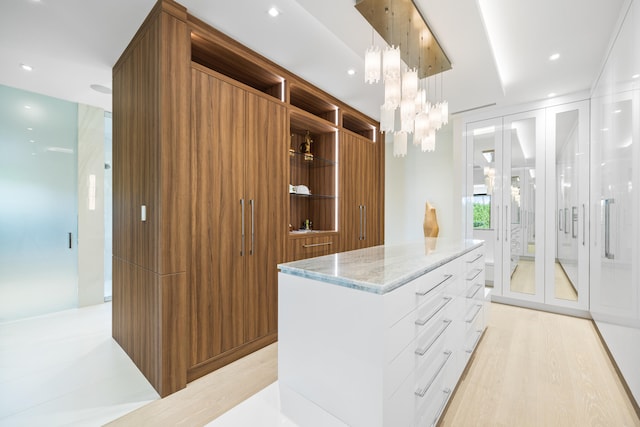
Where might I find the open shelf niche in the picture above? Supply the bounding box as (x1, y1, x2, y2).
(289, 110, 338, 233)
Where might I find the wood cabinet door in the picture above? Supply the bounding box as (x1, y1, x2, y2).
(339, 131, 381, 252)
(244, 92, 287, 339)
(190, 70, 246, 365)
(339, 132, 362, 252)
(360, 136, 381, 247)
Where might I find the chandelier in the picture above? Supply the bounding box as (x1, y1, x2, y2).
(356, 0, 451, 157)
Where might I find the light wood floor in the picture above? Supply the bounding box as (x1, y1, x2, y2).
(106, 344, 278, 426)
(441, 303, 640, 426)
(509, 260, 578, 301)
(109, 303, 640, 426)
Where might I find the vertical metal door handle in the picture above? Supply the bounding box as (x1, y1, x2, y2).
(505, 206, 508, 242)
(250, 199, 255, 255)
(359, 205, 363, 240)
(604, 198, 615, 259)
(240, 199, 245, 256)
(582, 204, 585, 246)
(68, 232, 72, 249)
(363, 205, 367, 240)
(496, 204, 500, 241)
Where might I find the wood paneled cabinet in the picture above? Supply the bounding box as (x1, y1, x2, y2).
(113, 0, 382, 397)
(190, 66, 286, 376)
(339, 131, 382, 252)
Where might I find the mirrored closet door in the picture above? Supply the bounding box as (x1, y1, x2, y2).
(466, 101, 590, 311)
(545, 102, 590, 310)
(501, 110, 545, 302)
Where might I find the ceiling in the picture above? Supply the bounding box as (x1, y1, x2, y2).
(0, 0, 627, 122)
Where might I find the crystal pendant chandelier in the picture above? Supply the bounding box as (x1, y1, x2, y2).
(393, 131, 407, 157)
(359, 0, 450, 157)
(364, 46, 381, 84)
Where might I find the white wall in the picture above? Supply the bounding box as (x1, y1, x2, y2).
(384, 123, 458, 244)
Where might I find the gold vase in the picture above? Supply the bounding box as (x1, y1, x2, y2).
(423, 201, 439, 238)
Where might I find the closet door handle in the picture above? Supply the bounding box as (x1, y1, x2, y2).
(363, 205, 367, 240)
(359, 205, 363, 240)
(496, 204, 500, 241)
(505, 206, 508, 242)
(250, 199, 255, 255)
(582, 204, 585, 246)
(240, 199, 245, 256)
(68, 232, 72, 249)
(604, 198, 615, 259)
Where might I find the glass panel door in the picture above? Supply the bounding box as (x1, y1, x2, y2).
(545, 101, 590, 310)
(0, 85, 78, 322)
(502, 110, 545, 302)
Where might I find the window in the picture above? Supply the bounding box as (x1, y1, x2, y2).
(473, 194, 491, 229)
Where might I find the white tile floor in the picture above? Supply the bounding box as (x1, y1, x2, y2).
(206, 382, 347, 427)
(0, 302, 158, 426)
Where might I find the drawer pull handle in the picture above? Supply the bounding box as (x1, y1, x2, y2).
(415, 274, 453, 296)
(415, 319, 451, 356)
(466, 268, 482, 281)
(465, 304, 483, 323)
(432, 388, 452, 427)
(466, 284, 483, 299)
(415, 350, 452, 397)
(302, 242, 332, 248)
(415, 297, 452, 326)
(466, 253, 483, 263)
(466, 330, 483, 353)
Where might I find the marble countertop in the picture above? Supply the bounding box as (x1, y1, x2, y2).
(278, 238, 483, 295)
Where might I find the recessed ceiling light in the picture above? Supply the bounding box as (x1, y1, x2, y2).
(549, 53, 560, 61)
(347, 69, 356, 76)
(27, 127, 33, 131)
(613, 109, 622, 114)
(90, 84, 112, 94)
(268, 7, 279, 17)
(20, 63, 33, 71)
(633, 74, 640, 79)
(29, 139, 35, 143)
(24, 105, 31, 109)
(547, 92, 556, 98)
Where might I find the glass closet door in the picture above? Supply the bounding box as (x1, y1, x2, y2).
(467, 118, 503, 294)
(501, 111, 545, 302)
(545, 101, 590, 310)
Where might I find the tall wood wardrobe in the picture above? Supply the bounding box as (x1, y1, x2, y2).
(112, 0, 384, 397)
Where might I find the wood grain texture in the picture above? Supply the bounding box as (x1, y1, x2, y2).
(440, 303, 640, 426)
(244, 91, 288, 340)
(190, 69, 245, 367)
(287, 233, 339, 261)
(339, 131, 382, 252)
(112, 1, 189, 397)
(158, 10, 190, 275)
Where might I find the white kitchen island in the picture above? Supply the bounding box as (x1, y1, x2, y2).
(278, 238, 488, 427)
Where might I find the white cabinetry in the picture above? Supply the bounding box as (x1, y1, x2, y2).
(590, 0, 640, 405)
(278, 241, 487, 426)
